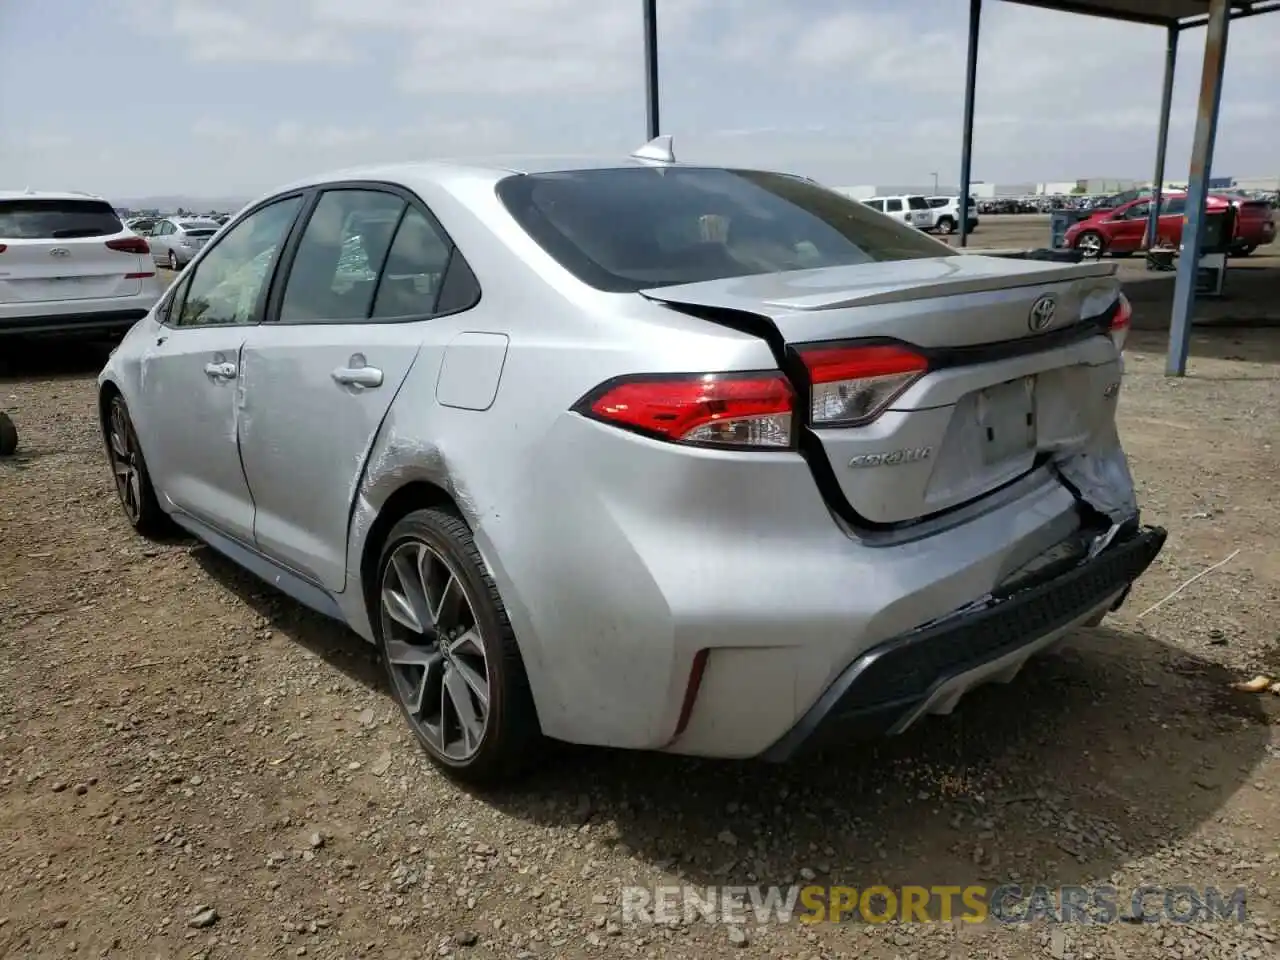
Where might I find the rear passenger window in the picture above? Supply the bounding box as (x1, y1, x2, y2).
(370, 208, 457, 319)
(279, 190, 406, 323)
(886, 199, 903, 212)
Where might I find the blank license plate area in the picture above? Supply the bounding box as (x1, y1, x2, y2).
(977, 376, 1036, 465)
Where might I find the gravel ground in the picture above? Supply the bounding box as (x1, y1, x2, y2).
(2, 271, 1279, 958)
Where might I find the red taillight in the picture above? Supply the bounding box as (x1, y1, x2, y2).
(797, 343, 929, 427)
(124, 271, 155, 279)
(0, 244, 6, 254)
(1109, 293, 1132, 352)
(578, 373, 796, 449)
(106, 236, 150, 255)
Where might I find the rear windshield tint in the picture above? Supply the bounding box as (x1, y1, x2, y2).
(928, 198, 948, 208)
(907, 196, 930, 210)
(0, 198, 122, 239)
(496, 168, 955, 293)
(183, 228, 217, 237)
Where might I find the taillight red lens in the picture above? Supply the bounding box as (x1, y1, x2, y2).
(1109, 293, 1132, 351)
(106, 236, 150, 255)
(0, 244, 7, 254)
(578, 373, 796, 449)
(797, 343, 929, 426)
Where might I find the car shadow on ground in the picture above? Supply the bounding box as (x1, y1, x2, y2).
(192, 543, 1271, 894)
(0, 337, 119, 381)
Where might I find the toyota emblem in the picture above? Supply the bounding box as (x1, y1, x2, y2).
(49, 247, 71, 257)
(1028, 295, 1056, 332)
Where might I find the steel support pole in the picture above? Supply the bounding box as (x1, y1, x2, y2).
(643, 0, 660, 140)
(958, 0, 982, 248)
(1167, 0, 1230, 377)
(1145, 26, 1178, 251)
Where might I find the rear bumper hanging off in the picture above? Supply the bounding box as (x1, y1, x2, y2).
(762, 524, 1167, 761)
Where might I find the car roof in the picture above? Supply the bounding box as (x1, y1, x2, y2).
(0, 189, 109, 202)
(263, 155, 794, 197)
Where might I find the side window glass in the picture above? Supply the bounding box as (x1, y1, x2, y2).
(279, 190, 406, 323)
(1126, 201, 1151, 220)
(371, 207, 455, 319)
(886, 199, 903, 212)
(1161, 197, 1185, 216)
(174, 196, 302, 328)
(158, 275, 192, 326)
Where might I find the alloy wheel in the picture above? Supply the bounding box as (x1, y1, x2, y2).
(107, 400, 142, 524)
(1077, 233, 1103, 258)
(380, 540, 490, 761)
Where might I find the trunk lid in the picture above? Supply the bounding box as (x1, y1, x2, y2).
(642, 255, 1125, 526)
(0, 235, 146, 303)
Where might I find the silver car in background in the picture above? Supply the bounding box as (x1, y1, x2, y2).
(96, 143, 1165, 785)
(145, 217, 221, 270)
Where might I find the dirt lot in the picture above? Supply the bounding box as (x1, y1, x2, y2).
(3, 217, 1279, 959)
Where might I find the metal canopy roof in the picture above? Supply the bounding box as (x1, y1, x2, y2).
(1006, 0, 1254, 27)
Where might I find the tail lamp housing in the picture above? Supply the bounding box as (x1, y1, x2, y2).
(106, 236, 151, 255)
(796, 343, 929, 427)
(1109, 293, 1132, 352)
(575, 372, 796, 450)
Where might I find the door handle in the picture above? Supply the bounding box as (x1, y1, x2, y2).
(332, 366, 384, 389)
(204, 361, 237, 380)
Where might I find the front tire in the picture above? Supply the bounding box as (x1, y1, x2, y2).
(104, 394, 172, 537)
(375, 507, 541, 786)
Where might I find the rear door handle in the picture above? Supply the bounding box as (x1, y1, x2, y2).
(204, 361, 237, 380)
(332, 366, 384, 389)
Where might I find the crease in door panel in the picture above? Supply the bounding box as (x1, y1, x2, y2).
(233, 341, 261, 521)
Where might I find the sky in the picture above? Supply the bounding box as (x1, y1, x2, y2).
(0, 0, 1276, 202)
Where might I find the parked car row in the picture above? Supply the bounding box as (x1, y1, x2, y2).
(861, 195, 980, 235)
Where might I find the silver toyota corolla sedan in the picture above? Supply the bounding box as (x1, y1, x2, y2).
(97, 140, 1166, 784)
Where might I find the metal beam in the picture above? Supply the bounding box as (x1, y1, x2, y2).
(643, 0, 660, 140)
(1006, 0, 1177, 27)
(958, 0, 982, 248)
(1178, 0, 1280, 28)
(1145, 26, 1178, 251)
(1166, 0, 1230, 377)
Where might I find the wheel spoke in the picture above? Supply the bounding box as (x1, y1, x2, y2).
(110, 430, 128, 458)
(451, 655, 489, 711)
(428, 571, 462, 630)
(385, 548, 432, 633)
(448, 626, 483, 658)
(408, 651, 443, 716)
(444, 665, 484, 755)
(384, 638, 435, 667)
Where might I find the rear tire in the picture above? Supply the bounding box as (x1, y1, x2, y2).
(1234, 244, 1257, 257)
(103, 394, 173, 538)
(167, 249, 179, 270)
(374, 506, 542, 787)
(0, 412, 16, 457)
(936, 217, 955, 235)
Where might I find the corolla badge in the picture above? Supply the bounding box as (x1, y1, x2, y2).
(1028, 295, 1056, 332)
(49, 247, 71, 257)
(848, 447, 933, 468)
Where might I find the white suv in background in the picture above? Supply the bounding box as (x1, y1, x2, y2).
(863, 195, 933, 230)
(0, 191, 162, 337)
(926, 196, 980, 235)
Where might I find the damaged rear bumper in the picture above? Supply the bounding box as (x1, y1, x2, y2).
(761, 524, 1167, 761)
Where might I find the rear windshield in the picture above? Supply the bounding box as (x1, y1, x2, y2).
(183, 228, 217, 237)
(496, 168, 954, 293)
(928, 198, 949, 208)
(907, 196, 930, 210)
(0, 198, 122, 239)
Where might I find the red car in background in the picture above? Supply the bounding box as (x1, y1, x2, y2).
(1065, 192, 1276, 259)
